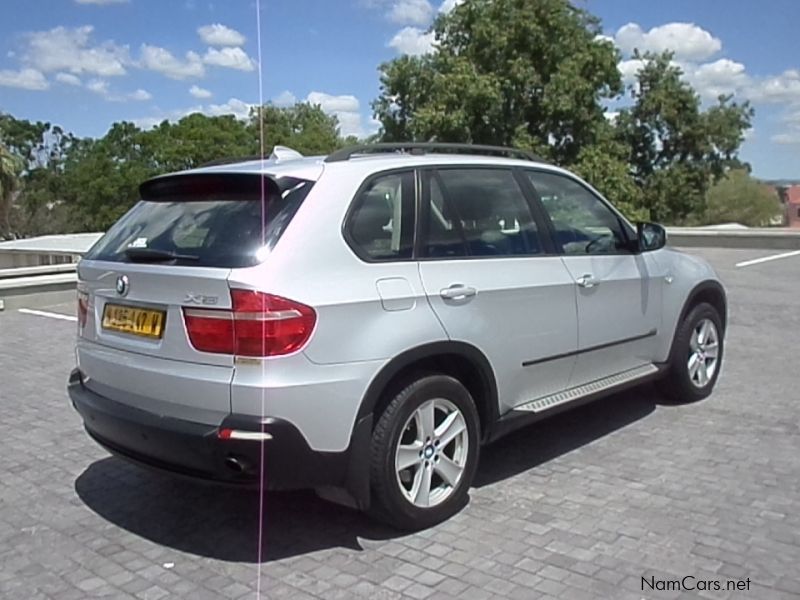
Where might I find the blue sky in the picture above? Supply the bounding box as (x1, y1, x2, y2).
(1, 0, 798, 179)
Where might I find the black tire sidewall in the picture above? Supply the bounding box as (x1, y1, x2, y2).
(667, 302, 724, 402)
(370, 375, 480, 530)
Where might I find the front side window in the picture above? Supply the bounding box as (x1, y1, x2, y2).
(346, 171, 414, 261)
(423, 168, 542, 258)
(526, 171, 631, 255)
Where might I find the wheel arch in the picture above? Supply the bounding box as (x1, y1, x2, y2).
(681, 280, 727, 331)
(667, 279, 727, 363)
(356, 341, 500, 444)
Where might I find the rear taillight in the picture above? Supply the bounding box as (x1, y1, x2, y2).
(183, 290, 316, 357)
(183, 309, 234, 354)
(77, 291, 89, 328)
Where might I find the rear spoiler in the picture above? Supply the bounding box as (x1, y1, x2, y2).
(139, 173, 281, 202)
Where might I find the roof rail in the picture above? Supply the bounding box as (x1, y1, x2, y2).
(324, 142, 545, 163)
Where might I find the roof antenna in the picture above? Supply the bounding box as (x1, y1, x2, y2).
(269, 146, 304, 162)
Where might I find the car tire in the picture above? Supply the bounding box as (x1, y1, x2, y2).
(369, 374, 480, 530)
(662, 302, 724, 404)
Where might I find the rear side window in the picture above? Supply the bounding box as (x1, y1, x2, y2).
(84, 174, 313, 268)
(423, 168, 542, 258)
(346, 171, 414, 261)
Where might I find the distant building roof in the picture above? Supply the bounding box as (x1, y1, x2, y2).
(0, 233, 103, 255)
(787, 185, 800, 205)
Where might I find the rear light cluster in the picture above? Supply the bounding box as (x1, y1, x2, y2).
(183, 290, 316, 357)
(77, 291, 89, 327)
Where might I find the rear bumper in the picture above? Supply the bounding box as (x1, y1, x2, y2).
(68, 369, 371, 502)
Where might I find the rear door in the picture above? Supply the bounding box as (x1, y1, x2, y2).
(524, 170, 662, 386)
(417, 167, 578, 413)
(76, 173, 313, 424)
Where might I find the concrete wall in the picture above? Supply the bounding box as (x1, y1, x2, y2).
(0, 252, 79, 269)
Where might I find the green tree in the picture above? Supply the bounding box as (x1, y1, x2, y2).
(572, 141, 646, 221)
(0, 114, 82, 236)
(250, 102, 344, 155)
(373, 0, 622, 164)
(143, 113, 257, 172)
(0, 139, 24, 238)
(61, 122, 155, 231)
(615, 52, 753, 223)
(704, 169, 782, 227)
(0, 114, 50, 167)
(58, 103, 351, 232)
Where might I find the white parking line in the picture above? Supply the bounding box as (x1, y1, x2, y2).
(17, 308, 78, 322)
(736, 250, 800, 268)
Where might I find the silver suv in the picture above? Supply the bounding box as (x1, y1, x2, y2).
(68, 143, 726, 529)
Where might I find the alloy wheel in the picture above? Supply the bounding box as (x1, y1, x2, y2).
(394, 398, 469, 508)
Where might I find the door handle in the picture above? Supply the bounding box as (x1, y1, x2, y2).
(576, 274, 597, 289)
(440, 284, 477, 300)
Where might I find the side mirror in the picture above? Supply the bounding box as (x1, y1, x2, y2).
(636, 222, 667, 252)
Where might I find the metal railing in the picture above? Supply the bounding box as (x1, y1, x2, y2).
(0, 263, 78, 280)
(0, 262, 79, 310)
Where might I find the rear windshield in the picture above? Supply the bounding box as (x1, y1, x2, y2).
(84, 174, 313, 268)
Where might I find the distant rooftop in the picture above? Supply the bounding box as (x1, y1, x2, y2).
(0, 233, 103, 255)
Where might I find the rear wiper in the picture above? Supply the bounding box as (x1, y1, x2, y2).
(124, 248, 200, 262)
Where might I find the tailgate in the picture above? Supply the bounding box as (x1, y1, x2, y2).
(78, 260, 233, 367)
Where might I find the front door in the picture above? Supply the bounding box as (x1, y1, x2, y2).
(524, 170, 662, 386)
(417, 167, 579, 413)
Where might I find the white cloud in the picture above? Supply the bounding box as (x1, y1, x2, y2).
(139, 44, 204, 79)
(617, 58, 645, 86)
(771, 133, 800, 145)
(22, 25, 129, 77)
(55, 72, 82, 86)
(685, 58, 750, 100)
(771, 106, 800, 145)
(86, 78, 109, 95)
(306, 91, 360, 113)
(133, 117, 163, 130)
(203, 47, 256, 71)
(0, 67, 49, 90)
(197, 23, 246, 47)
(381, 0, 456, 56)
(614, 22, 721, 62)
(389, 26, 435, 55)
(618, 56, 753, 101)
(132, 108, 194, 129)
(85, 78, 152, 101)
(189, 84, 212, 99)
(306, 91, 370, 137)
(134, 92, 378, 139)
(388, 0, 433, 26)
(133, 99, 254, 130)
(74, 0, 129, 4)
(273, 90, 297, 107)
(130, 88, 152, 101)
(439, 0, 463, 13)
(206, 97, 254, 120)
(748, 69, 800, 105)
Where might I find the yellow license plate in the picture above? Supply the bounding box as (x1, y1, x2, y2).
(102, 304, 166, 339)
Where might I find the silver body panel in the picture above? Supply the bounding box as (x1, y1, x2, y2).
(74, 153, 724, 452)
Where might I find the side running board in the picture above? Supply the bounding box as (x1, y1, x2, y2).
(516, 364, 659, 413)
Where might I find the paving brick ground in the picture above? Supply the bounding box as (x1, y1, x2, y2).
(1, 247, 799, 599)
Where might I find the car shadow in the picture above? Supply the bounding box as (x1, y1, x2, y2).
(473, 383, 660, 487)
(74, 383, 662, 563)
(75, 461, 395, 563)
